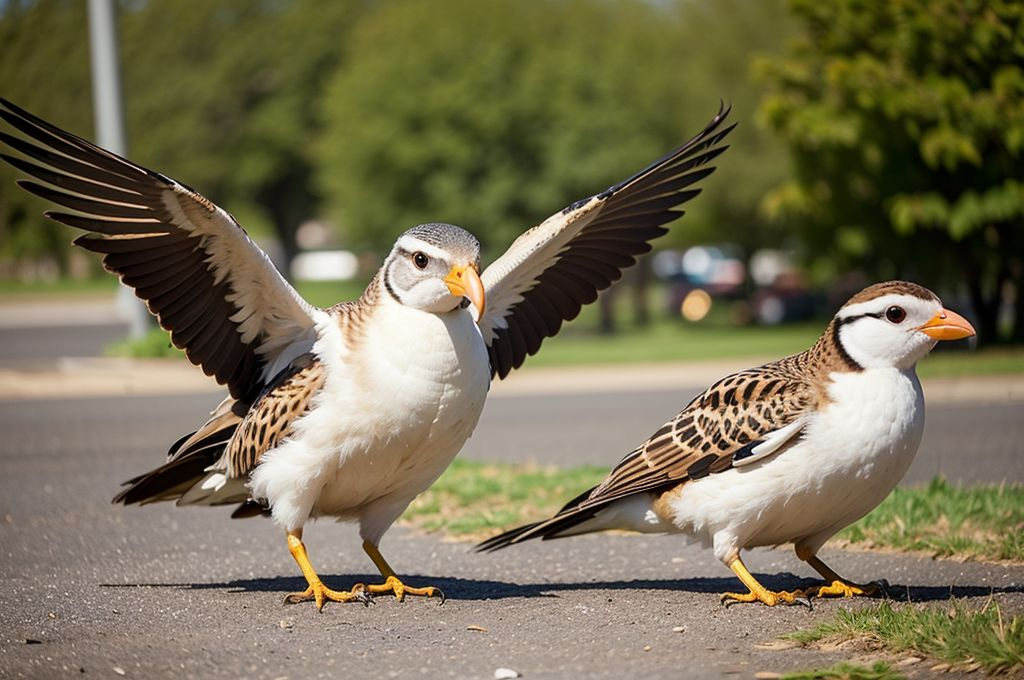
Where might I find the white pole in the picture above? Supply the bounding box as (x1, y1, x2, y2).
(87, 0, 150, 338)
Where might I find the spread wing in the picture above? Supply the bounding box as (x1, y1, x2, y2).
(0, 98, 319, 403)
(479, 104, 734, 379)
(477, 359, 819, 551)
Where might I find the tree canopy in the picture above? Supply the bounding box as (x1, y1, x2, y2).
(1, 0, 790, 272)
(757, 0, 1024, 341)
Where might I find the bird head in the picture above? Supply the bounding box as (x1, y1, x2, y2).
(833, 281, 975, 370)
(382, 223, 485, 317)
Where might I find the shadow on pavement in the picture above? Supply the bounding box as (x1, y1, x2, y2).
(100, 571, 1024, 604)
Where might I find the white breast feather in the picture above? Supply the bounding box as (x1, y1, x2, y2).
(664, 367, 925, 562)
(248, 300, 489, 535)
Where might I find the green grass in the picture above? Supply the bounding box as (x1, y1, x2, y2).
(837, 478, 1024, 562)
(293, 278, 369, 308)
(106, 326, 184, 359)
(400, 459, 607, 537)
(917, 347, 1024, 379)
(782, 661, 903, 680)
(402, 462, 1024, 564)
(82, 275, 1020, 375)
(784, 600, 1024, 675)
(519, 315, 823, 367)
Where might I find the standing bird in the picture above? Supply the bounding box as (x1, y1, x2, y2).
(0, 98, 733, 609)
(478, 281, 975, 606)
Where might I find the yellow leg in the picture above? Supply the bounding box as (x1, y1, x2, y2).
(358, 540, 445, 603)
(799, 551, 883, 599)
(283, 530, 371, 610)
(720, 555, 811, 608)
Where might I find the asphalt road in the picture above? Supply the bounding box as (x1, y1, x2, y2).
(1, 387, 1023, 679)
(0, 322, 127, 362)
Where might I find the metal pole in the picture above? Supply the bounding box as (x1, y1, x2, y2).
(87, 0, 150, 338)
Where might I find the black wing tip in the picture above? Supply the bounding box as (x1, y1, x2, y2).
(596, 101, 735, 202)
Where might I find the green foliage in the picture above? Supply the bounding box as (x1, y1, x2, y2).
(0, 0, 92, 264)
(315, 0, 793, 254)
(838, 478, 1024, 561)
(756, 0, 1024, 342)
(0, 0, 367, 270)
(783, 661, 903, 680)
(784, 600, 1024, 675)
(105, 326, 182, 359)
(401, 459, 607, 537)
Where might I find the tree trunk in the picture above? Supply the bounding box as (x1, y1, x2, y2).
(963, 249, 1000, 346)
(257, 164, 313, 278)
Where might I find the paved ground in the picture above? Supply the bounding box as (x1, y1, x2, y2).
(1, 385, 1023, 679)
(1, 300, 1023, 678)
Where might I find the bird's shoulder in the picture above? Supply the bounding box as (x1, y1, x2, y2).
(224, 353, 327, 478)
(581, 353, 824, 507)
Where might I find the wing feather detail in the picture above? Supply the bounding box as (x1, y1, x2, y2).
(479, 104, 735, 378)
(0, 98, 319, 401)
(571, 359, 818, 510)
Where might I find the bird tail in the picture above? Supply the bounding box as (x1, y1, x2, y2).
(475, 486, 604, 552)
(112, 396, 250, 509)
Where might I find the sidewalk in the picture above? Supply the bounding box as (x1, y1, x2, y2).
(0, 354, 1021, 403)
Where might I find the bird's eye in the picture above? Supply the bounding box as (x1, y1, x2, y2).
(885, 306, 906, 324)
(412, 252, 429, 269)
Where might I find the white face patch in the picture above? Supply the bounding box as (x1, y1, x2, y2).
(837, 293, 935, 320)
(836, 294, 943, 370)
(393, 235, 452, 263)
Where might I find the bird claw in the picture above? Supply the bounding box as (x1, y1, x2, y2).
(808, 578, 885, 600)
(364, 575, 446, 604)
(283, 581, 374, 610)
(720, 589, 812, 609)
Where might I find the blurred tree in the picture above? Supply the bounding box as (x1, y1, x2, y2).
(119, 0, 368, 268)
(757, 0, 1024, 343)
(659, 0, 795, 256)
(0, 0, 93, 271)
(1, 0, 367, 275)
(316, 0, 756, 256)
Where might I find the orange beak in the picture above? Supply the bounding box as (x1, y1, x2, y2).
(917, 308, 976, 341)
(444, 263, 485, 318)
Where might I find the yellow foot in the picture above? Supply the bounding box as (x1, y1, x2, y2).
(358, 575, 445, 604)
(807, 579, 884, 599)
(283, 581, 372, 611)
(721, 588, 812, 608)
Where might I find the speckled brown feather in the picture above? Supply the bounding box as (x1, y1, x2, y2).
(477, 318, 869, 551)
(584, 322, 866, 507)
(225, 354, 326, 479)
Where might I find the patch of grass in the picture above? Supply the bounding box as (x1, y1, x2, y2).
(917, 347, 1024, 378)
(783, 600, 1024, 675)
(400, 459, 607, 538)
(837, 478, 1024, 562)
(519, 314, 822, 367)
(293, 278, 369, 308)
(105, 326, 183, 358)
(407, 461, 1024, 560)
(782, 661, 903, 680)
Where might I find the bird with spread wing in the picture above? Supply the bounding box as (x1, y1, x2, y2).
(0, 98, 733, 609)
(478, 281, 975, 607)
